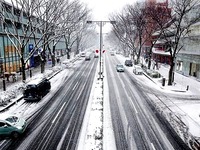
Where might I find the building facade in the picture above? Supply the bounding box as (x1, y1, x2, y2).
(0, 2, 66, 77)
(144, 0, 200, 80)
(143, 0, 171, 64)
(176, 22, 200, 79)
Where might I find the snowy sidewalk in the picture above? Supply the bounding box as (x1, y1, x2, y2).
(115, 54, 200, 149)
(0, 55, 80, 111)
(159, 65, 200, 94)
(116, 54, 200, 95)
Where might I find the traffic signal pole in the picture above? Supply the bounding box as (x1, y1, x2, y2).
(87, 20, 116, 80)
(99, 21, 103, 80)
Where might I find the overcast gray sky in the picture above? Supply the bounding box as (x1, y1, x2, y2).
(81, 0, 137, 21)
(81, 0, 138, 32)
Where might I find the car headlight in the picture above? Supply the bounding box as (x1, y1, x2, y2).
(16, 126, 22, 130)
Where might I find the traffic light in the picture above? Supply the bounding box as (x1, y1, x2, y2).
(103, 50, 105, 53)
(96, 49, 99, 53)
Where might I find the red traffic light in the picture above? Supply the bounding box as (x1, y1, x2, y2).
(95, 49, 99, 53)
(103, 50, 106, 53)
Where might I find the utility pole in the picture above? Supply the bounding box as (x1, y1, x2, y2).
(87, 20, 116, 80)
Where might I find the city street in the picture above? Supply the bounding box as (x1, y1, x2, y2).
(0, 57, 98, 150)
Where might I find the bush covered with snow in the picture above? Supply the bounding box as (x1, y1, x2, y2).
(0, 66, 61, 107)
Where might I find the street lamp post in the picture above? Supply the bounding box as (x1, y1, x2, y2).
(87, 20, 116, 80)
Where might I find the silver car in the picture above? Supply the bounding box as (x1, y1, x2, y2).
(116, 64, 125, 72)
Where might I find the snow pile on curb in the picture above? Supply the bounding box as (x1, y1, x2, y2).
(147, 93, 200, 149)
(0, 66, 62, 107)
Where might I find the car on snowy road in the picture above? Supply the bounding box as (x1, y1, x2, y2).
(133, 65, 143, 75)
(0, 114, 27, 139)
(23, 77, 51, 101)
(116, 64, 125, 72)
(125, 59, 133, 66)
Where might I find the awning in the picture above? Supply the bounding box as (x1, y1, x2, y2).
(152, 48, 170, 56)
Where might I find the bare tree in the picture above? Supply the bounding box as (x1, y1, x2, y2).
(106, 30, 122, 53)
(0, 0, 90, 81)
(110, 2, 148, 64)
(111, 0, 200, 86)
(126, 3, 147, 64)
(60, 0, 90, 59)
(34, 0, 68, 72)
(110, 11, 137, 60)
(161, 0, 200, 85)
(144, 1, 171, 69)
(0, 0, 67, 80)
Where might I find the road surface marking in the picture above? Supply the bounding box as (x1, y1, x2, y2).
(52, 102, 66, 124)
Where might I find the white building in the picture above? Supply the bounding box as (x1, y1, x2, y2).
(176, 21, 200, 79)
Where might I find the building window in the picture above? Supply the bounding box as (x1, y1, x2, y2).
(23, 12, 28, 19)
(14, 8, 21, 16)
(23, 24, 29, 31)
(15, 22, 21, 29)
(37, 28, 41, 34)
(2, 3, 12, 13)
(4, 19, 12, 28)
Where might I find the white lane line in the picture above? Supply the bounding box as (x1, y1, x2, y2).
(72, 81, 79, 91)
(128, 95, 138, 114)
(118, 73, 138, 114)
(76, 83, 85, 100)
(52, 102, 66, 124)
(151, 143, 156, 150)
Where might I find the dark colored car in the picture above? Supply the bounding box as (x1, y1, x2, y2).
(85, 55, 91, 60)
(23, 78, 51, 101)
(94, 53, 99, 58)
(125, 60, 133, 66)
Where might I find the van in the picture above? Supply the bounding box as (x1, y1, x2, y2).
(23, 78, 51, 101)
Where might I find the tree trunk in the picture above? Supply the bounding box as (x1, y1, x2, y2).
(148, 58, 151, 69)
(21, 58, 26, 81)
(148, 48, 152, 69)
(41, 61, 45, 73)
(20, 46, 26, 81)
(51, 55, 56, 67)
(67, 48, 70, 59)
(168, 62, 174, 85)
(51, 45, 56, 67)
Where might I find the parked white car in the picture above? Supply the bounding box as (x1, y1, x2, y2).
(133, 65, 143, 75)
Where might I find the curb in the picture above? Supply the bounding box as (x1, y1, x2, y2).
(0, 97, 23, 113)
(0, 70, 61, 113)
(0, 58, 75, 113)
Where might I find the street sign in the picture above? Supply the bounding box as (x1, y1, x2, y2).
(29, 44, 33, 51)
(29, 44, 34, 67)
